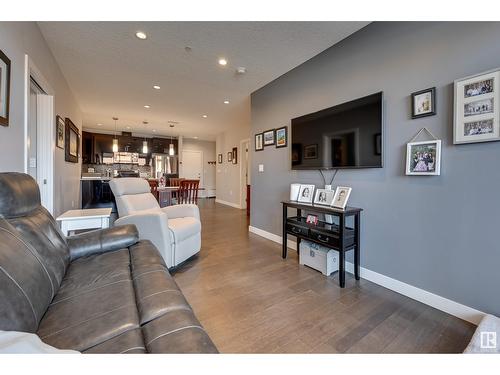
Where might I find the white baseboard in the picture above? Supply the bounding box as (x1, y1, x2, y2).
(247, 225, 485, 325)
(215, 199, 242, 209)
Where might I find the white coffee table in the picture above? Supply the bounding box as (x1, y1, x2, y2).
(56, 208, 112, 236)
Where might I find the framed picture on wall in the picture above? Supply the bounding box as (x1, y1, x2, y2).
(0, 50, 11, 127)
(275, 126, 287, 148)
(218, 154, 223, 164)
(227, 151, 232, 162)
(56, 115, 65, 149)
(454, 68, 500, 144)
(411, 87, 436, 119)
(232, 147, 238, 164)
(263, 129, 275, 146)
(65, 117, 80, 163)
(255, 133, 264, 151)
(405, 140, 441, 176)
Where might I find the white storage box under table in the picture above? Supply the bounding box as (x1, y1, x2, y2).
(299, 240, 339, 276)
(56, 208, 112, 236)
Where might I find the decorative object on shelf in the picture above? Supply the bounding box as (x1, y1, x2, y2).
(291, 143, 301, 165)
(314, 188, 335, 206)
(275, 126, 287, 148)
(304, 144, 318, 159)
(218, 153, 223, 163)
(297, 184, 315, 203)
(112, 117, 119, 152)
(411, 87, 436, 119)
(232, 147, 238, 164)
(290, 183, 301, 201)
(65, 117, 80, 163)
(374, 133, 382, 155)
(255, 133, 264, 151)
(332, 186, 352, 210)
(406, 127, 441, 176)
(227, 151, 232, 162)
(56, 115, 65, 149)
(454, 68, 499, 144)
(0, 50, 11, 127)
(306, 214, 319, 225)
(263, 129, 275, 146)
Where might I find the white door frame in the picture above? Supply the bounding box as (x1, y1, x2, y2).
(24, 54, 55, 214)
(239, 138, 250, 209)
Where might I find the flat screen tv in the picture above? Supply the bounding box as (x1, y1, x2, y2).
(291, 92, 383, 170)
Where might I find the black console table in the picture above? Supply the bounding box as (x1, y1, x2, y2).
(282, 200, 362, 288)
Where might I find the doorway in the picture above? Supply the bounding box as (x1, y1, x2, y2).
(181, 149, 203, 196)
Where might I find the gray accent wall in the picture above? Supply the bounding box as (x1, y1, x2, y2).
(250, 22, 500, 315)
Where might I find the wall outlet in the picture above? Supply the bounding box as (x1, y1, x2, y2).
(258, 164, 264, 172)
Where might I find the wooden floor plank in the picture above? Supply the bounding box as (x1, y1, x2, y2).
(173, 200, 476, 353)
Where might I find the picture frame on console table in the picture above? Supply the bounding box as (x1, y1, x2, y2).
(297, 184, 315, 204)
(454, 68, 500, 144)
(313, 188, 335, 206)
(332, 187, 352, 210)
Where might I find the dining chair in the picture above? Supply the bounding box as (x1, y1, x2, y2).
(178, 179, 200, 204)
(147, 179, 159, 202)
(168, 178, 185, 204)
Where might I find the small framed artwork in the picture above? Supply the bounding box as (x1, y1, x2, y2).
(297, 184, 315, 204)
(227, 152, 232, 162)
(65, 117, 80, 163)
(332, 187, 352, 210)
(454, 68, 500, 144)
(232, 147, 238, 164)
(56, 115, 65, 149)
(263, 129, 275, 146)
(306, 214, 319, 225)
(304, 144, 318, 159)
(0, 50, 11, 127)
(275, 126, 287, 148)
(406, 140, 441, 176)
(218, 154, 222, 164)
(313, 188, 335, 206)
(255, 133, 264, 151)
(411, 87, 436, 119)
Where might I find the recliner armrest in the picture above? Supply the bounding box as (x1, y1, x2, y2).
(161, 204, 200, 220)
(67, 224, 139, 260)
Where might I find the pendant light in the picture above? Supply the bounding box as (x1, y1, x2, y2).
(142, 121, 148, 153)
(112, 117, 119, 152)
(169, 135, 175, 156)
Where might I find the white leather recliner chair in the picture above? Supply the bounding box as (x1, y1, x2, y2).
(109, 178, 201, 268)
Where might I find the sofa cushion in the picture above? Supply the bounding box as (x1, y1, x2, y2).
(168, 217, 201, 243)
(83, 328, 146, 354)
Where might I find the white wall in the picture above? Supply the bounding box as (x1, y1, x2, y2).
(182, 138, 216, 197)
(0, 22, 83, 216)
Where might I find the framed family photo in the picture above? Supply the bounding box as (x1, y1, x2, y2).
(0, 50, 11, 127)
(232, 147, 238, 164)
(227, 151, 232, 162)
(332, 187, 352, 210)
(263, 129, 275, 146)
(297, 184, 315, 204)
(313, 188, 335, 206)
(275, 126, 287, 148)
(218, 153, 223, 164)
(454, 68, 500, 144)
(406, 140, 441, 176)
(255, 133, 264, 151)
(56, 115, 65, 149)
(64, 117, 80, 163)
(411, 87, 436, 119)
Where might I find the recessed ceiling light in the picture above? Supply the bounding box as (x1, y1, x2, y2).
(97, 123, 102, 126)
(135, 31, 147, 40)
(218, 58, 227, 66)
(185, 46, 192, 52)
(127, 126, 131, 129)
(193, 136, 198, 139)
(153, 85, 160, 90)
(152, 129, 156, 132)
(202, 115, 208, 118)
(223, 100, 230, 104)
(144, 105, 150, 109)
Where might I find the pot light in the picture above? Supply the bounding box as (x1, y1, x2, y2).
(218, 58, 227, 66)
(144, 105, 150, 109)
(153, 85, 160, 90)
(152, 129, 156, 132)
(202, 115, 208, 118)
(223, 100, 230, 104)
(142, 140, 148, 154)
(112, 117, 119, 152)
(126, 126, 131, 129)
(97, 123, 102, 126)
(135, 31, 147, 40)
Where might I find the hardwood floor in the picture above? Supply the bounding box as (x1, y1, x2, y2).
(173, 200, 475, 353)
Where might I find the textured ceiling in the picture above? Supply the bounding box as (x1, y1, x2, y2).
(38, 22, 369, 140)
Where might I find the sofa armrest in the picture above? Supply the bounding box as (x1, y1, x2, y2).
(0, 331, 80, 354)
(161, 204, 200, 220)
(115, 210, 173, 267)
(67, 224, 139, 261)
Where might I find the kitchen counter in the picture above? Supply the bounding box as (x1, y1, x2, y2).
(80, 177, 112, 181)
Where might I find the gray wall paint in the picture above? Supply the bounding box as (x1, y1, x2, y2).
(250, 22, 500, 315)
(0, 22, 83, 216)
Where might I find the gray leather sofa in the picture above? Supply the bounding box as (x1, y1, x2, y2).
(0, 172, 217, 354)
